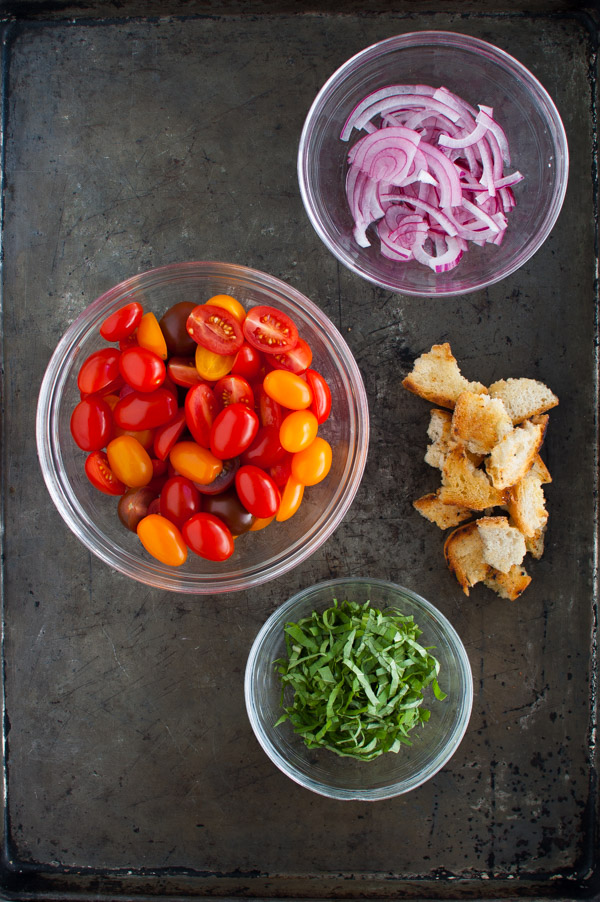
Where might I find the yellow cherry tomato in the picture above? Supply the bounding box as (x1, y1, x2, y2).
(279, 410, 319, 453)
(113, 426, 154, 451)
(137, 514, 187, 567)
(249, 514, 276, 532)
(195, 344, 236, 381)
(106, 434, 153, 487)
(206, 294, 246, 325)
(137, 312, 168, 360)
(276, 475, 304, 522)
(170, 440, 223, 485)
(263, 370, 313, 410)
(291, 436, 332, 486)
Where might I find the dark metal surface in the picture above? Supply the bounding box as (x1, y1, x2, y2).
(0, 2, 598, 899)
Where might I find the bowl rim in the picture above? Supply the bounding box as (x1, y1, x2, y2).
(244, 577, 474, 800)
(36, 261, 370, 594)
(297, 29, 569, 298)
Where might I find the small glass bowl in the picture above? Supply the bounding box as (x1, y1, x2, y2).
(298, 31, 568, 297)
(36, 262, 369, 594)
(245, 578, 473, 800)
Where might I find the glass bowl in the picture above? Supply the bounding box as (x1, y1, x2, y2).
(36, 262, 369, 594)
(245, 578, 473, 800)
(298, 31, 568, 297)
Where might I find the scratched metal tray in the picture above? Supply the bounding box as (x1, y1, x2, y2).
(0, 1, 598, 899)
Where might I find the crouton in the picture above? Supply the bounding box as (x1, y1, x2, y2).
(440, 448, 509, 510)
(444, 522, 490, 596)
(424, 408, 454, 469)
(483, 565, 532, 601)
(525, 524, 547, 560)
(530, 454, 552, 485)
(451, 391, 513, 455)
(402, 343, 487, 409)
(488, 377, 559, 424)
(485, 419, 546, 490)
(506, 469, 549, 538)
(413, 492, 474, 530)
(476, 516, 527, 573)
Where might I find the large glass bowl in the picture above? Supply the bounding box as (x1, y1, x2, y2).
(36, 262, 369, 594)
(298, 31, 568, 297)
(245, 578, 473, 800)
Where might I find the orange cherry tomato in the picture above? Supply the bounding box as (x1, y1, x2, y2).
(263, 370, 313, 410)
(137, 312, 168, 360)
(106, 435, 154, 487)
(206, 294, 246, 325)
(275, 475, 304, 522)
(137, 514, 188, 566)
(170, 440, 223, 485)
(279, 410, 318, 453)
(195, 344, 236, 381)
(291, 436, 332, 486)
(249, 514, 276, 531)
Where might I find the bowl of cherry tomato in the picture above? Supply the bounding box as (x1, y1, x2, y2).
(36, 262, 369, 593)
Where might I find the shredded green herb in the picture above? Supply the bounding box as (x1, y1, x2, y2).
(274, 599, 446, 761)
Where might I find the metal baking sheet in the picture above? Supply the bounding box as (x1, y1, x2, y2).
(1, 2, 598, 899)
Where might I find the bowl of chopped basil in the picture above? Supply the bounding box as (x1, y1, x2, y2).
(245, 577, 473, 800)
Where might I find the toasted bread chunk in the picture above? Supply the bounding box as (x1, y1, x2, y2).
(444, 522, 490, 596)
(424, 408, 454, 469)
(484, 565, 532, 601)
(476, 516, 526, 573)
(485, 420, 546, 490)
(488, 378, 559, 424)
(451, 391, 513, 455)
(413, 492, 474, 530)
(530, 454, 552, 485)
(525, 524, 547, 560)
(440, 448, 508, 510)
(506, 469, 548, 538)
(402, 343, 487, 409)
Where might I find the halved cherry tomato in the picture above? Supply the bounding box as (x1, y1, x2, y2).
(194, 456, 240, 495)
(84, 450, 126, 495)
(206, 294, 246, 325)
(210, 403, 259, 460)
(77, 348, 121, 395)
(213, 374, 254, 413)
(306, 368, 332, 424)
(153, 409, 187, 461)
(107, 435, 153, 487)
(118, 346, 166, 392)
(170, 441, 223, 485)
(182, 512, 234, 561)
(195, 344, 236, 381)
(70, 396, 113, 451)
(137, 514, 187, 566)
(185, 383, 218, 447)
(276, 475, 304, 522)
(159, 476, 201, 528)
(137, 312, 168, 360)
(263, 370, 312, 410)
(159, 301, 197, 357)
(113, 387, 178, 431)
(202, 489, 255, 535)
(167, 356, 204, 388)
(187, 304, 243, 355)
(118, 486, 158, 531)
(241, 425, 287, 469)
(291, 436, 332, 486)
(243, 305, 298, 354)
(279, 410, 318, 453)
(231, 343, 262, 381)
(270, 337, 313, 375)
(100, 301, 143, 342)
(235, 465, 281, 518)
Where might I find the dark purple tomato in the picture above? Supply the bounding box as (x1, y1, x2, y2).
(159, 301, 197, 357)
(118, 486, 158, 531)
(201, 488, 255, 535)
(194, 456, 240, 496)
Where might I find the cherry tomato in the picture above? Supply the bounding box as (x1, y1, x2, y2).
(269, 456, 292, 488)
(270, 337, 313, 374)
(194, 456, 240, 495)
(107, 435, 153, 487)
(146, 458, 170, 494)
(170, 441, 223, 485)
(113, 426, 154, 451)
(159, 301, 197, 357)
(249, 515, 276, 532)
(84, 450, 126, 495)
(70, 396, 113, 451)
(118, 486, 158, 532)
(279, 410, 318, 453)
(137, 312, 168, 360)
(167, 356, 204, 388)
(159, 476, 201, 528)
(213, 374, 254, 413)
(100, 301, 143, 342)
(263, 369, 313, 410)
(202, 488, 255, 535)
(185, 383, 218, 447)
(77, 348, 121, 395)
(195, 344, 236, 381)
(206, 294, 246, 325)
(241, 425, 287, 469)
(306, 368, 332, 424)
(182, 512, 234, 562)
(153, 409, 187, 461)
(235, 465, 281, 518)
(276, 475, 304, 522)
(210, 403, 259, 460)
(255, 385, 285, 429)
(113, 387, 178, 431)
(118, 346, 166, 392)
(243, 305, 298, 354)
(137, 514, 187, 566)
(119, 333, 138, 352)
(187, 304, 244, 355)
(291, 436, 332, 486)
(231, 343, 262, 381)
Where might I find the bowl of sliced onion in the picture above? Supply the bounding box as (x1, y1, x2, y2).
(298, 31, 568, 297)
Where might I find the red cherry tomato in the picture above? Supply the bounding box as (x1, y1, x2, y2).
(270, 337, 313, 374)
(167, 356, 204, 389)
(182, 513, 234, 562)
(159, 476, 201, 528)
(210, 403, 259, 460)
(241, 425, 287, 469)
(119, 333, 138, 352)
(231, 343, 262, 381)
(113, 387, 178, 431)
(185, 382, 218, 447)
(118, 346, 166, 392)
(235, 465, 281, 518)
(306, 368, 332, 424)
(213, 374, 254, 413)
(153, 409, 187, 461)
(77, 348, 121, 395)
(137, 514, 187, 566)
(186, 304, 244, 355)
(70, 396, 113, 451)
(269, 456, 292, 488)
(100, 301, 143, 342)
(84, 450, 126, 495)
(243, 305, 298, 354)
(255, 385, 285, 429)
